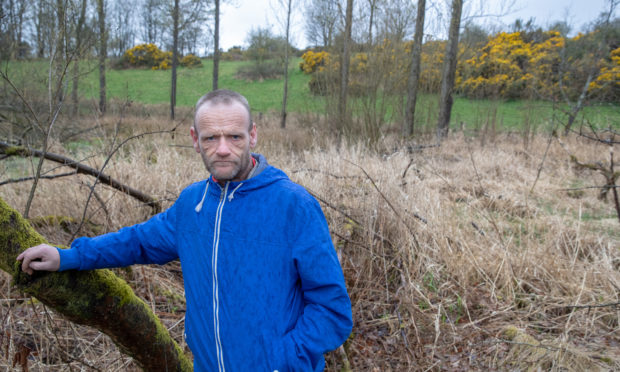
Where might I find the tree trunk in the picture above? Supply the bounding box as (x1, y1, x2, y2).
(436, 0, 463, 141)
(338, 0, 354, 133)
(0, 197, 193, 371)
(280, 0, 293, 129)
(97, 0, 107, 115)
(171, 0, 179, 120)
(71, 0, 88, 118)
(367, 0, 376, 47)
(403, 0, 426, 138)
(54, 0, 66, 99)
(212, 0, 220, 91)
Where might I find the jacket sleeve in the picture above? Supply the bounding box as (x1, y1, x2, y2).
(57, 200, 179, 271)
(276, 196, 353, 370)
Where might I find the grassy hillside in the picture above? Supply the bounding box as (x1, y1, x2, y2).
(4, 58, 618, 133)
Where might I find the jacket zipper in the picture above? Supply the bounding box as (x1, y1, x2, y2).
(212, 182, 229, 372)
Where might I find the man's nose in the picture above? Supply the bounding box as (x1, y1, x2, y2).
(215, 137, 231, 156)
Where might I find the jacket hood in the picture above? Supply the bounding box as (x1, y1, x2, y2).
(194, 153, 288, 212)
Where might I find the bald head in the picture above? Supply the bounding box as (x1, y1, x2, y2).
(194, 89, 253, 132)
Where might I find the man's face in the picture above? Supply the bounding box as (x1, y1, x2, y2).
(190, 102, 257, 182)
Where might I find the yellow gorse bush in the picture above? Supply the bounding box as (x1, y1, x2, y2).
(123, 43, 173, 70)
(590, 46, 620, 92)
(299, 50, 330, 74)
(299, 29, 616, 102)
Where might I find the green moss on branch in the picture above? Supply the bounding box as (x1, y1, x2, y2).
(0, 197, 193, 371)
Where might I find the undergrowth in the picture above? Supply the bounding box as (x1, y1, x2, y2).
(0, 109, 618, 371)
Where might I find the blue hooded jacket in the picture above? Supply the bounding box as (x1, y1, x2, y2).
(57, 154, 353, 371)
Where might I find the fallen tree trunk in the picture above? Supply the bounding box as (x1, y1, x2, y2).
(0, 141, 161, 214)
(0, 197, 193, 371)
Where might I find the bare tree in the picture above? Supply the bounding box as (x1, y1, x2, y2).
(338, 0, 354, 133)
(169, 0, 209, 119)
(1, 0, 28, 59)
(436, 0, 463, 141)
(171, 0, 180, 119)
(403, 0, 426, 138)
(376, 0, 416, 42)
(96, 0, 107, 115)
(109, 0, 137, 57)
(213, 0, 220, 90)
(365, 0, 379, 46)
(276, 0, 295, 129)
(304, 0, 340, 48)
(33, 0, 56, 58)
(141, 0, 165, 45)
(70, 0, 88, 118)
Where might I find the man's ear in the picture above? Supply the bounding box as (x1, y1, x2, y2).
(249, 122, 257, 148)
(190, 126, 201, 153)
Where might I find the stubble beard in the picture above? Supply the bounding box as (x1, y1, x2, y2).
(202, 151, 251, 182)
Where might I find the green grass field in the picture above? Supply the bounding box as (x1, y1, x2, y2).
(4, 58, 618, 132)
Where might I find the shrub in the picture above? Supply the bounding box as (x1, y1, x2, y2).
(222, 46, 244, 61)
(237, 61, 282, 81)
(299, 50, 330, 74)
(121, 43, 173, 70)
(180, 54, 202, 68)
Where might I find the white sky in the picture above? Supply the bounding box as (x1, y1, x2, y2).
(219, 0, 614, 50)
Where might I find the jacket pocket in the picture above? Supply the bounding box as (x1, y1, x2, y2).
(261, 329, 292, 372)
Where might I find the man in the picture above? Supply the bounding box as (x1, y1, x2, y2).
(17, 89, 353, 371)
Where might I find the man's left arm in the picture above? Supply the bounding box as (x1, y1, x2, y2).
(278, 197, 353, 369)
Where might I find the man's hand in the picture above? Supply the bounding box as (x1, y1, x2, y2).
(16, 244, 60, 275)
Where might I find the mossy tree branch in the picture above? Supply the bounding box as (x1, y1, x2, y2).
(0, 197, 193, 371)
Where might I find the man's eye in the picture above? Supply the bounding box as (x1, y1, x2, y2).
(203, 136, 215, 141)
(232, 135, 241, 140)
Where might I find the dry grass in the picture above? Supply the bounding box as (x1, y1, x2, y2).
(1, 108, 618, 371)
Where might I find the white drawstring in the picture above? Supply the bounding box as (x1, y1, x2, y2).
(194, 182, 210, 212)
(228, 183, 243, 202)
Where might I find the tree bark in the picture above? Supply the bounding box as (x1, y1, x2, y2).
(170, 0, 180, 120)
(403, 0, 426, 138)
(71, 0, 88, 118)
(280, 0, 293, 129)
(97, 0, 107, 115)
(0, 197, 192, 371)
(436, 0, 463, 141)
(367, 0, 377, 47)
(212, 0, 220, 91)
(338, 0, 354, 134)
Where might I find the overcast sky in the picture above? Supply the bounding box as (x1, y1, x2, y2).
(219, 0, 615, 50)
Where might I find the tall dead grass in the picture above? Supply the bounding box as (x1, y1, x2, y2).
(1, 110, 618, 371)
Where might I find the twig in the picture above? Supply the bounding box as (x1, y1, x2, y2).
(471, 221, 485, 236)
(292, 168, 361, 180)
(559, 185, 620, 191)
(405, 142, 441, 153)
(0, 171, 77, 186)
(556, 301, 620, 310)
(344, 159, 421, 248)
(304, 186, 361, 226)
(529, 125, 558, 195)
(610, 147, 620, 223)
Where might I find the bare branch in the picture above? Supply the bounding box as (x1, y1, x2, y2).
(0, 171, 77, 186)
(0, 141, 162, 214)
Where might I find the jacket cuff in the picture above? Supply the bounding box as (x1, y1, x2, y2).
(57, 247, 80, 271)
